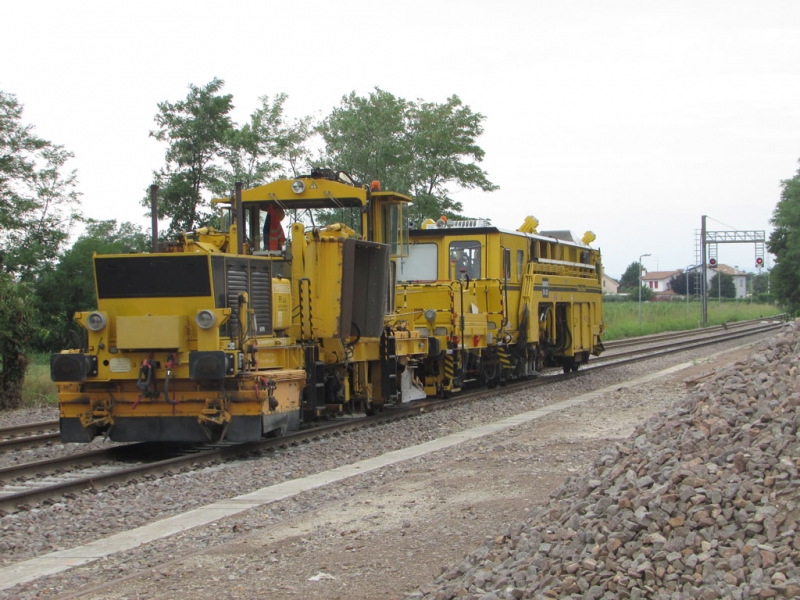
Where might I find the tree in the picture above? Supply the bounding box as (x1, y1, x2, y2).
(634, 284, 655, 302)
(668, 269, 704, 296)
(149, 81, 313, 236)
(751, 272, 769, 295)
(0, 91, 81, 279)
(0, 273, 36, 409)
(709, 271, 736, 299)
(317, 88, 411, 192)
(619, 262, 644, 291)
(34, 220, 149, 352)
(213, 93, 313, 195)
(318, 88, 498, 222)
(406, 95, 498, 223)
(149, 78, 234, 235)
(768, 162, 800, 313)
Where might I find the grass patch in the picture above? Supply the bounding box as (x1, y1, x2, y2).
(22, 353, 59, 407)
(602, 300, 783, 341)
(13, 301, 785, 409)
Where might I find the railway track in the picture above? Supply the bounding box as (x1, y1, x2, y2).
(0, 318, 784, 514)
(602, 315, 788, 350)
(0, 420, 60, 452)
(597, 318, 784, 364)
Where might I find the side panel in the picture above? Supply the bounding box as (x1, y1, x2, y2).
(341, 239, 390, 340)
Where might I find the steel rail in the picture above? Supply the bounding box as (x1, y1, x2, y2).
(0, 419, 59, 438)
(602, 315, 786, 350)
(0, 320, 782, 514)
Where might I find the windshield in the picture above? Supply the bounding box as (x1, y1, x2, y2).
(398, 243, 438, 281)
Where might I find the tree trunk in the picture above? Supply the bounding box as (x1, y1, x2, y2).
(0, 352, 27, 410)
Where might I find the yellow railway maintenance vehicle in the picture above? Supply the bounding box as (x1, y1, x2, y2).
(395, 216, 605, 396)
(52, 169, 426, 443)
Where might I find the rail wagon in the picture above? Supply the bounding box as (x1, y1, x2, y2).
(395, 216, 605, 396)
(52, 170, 427, 443)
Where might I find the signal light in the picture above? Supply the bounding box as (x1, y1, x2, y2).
(756, 257, 764, 268)
(709, 258, 717, 267)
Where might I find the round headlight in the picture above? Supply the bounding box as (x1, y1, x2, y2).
(86, 312, 107, 332)
(196, 309, 217, 329)
(291, 180, 305, 194)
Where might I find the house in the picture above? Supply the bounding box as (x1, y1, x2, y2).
(666, 264, 748, 299)
(709, 264, 748, 299)
(602, 273, 619, 294)
(641, 270, 682, 299)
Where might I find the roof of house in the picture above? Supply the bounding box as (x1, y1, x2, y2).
(641, 270, 681, 281)
(685, 263, 746, 276)
(712, 264, 746, 276)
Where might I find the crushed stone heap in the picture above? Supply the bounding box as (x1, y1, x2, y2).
(410, 321, 800, 600)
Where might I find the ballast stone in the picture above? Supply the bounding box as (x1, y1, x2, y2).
(409, 320, 800, 600)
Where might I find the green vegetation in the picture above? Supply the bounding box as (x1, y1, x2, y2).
(21, 354, 58, 407)
(1, 81, 797, 409)
(318, 88, 498, 223)
(601, 300, 783, 341)
(22, 301, 783, 408)
(769, 161, 800, 314)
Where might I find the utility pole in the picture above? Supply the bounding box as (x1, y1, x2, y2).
(701, 215, 707, 325)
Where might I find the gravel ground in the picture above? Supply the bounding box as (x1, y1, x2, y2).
(0, 405, 58, 429)
(0, 331, 777, 599)
(410, 322, 800, 600)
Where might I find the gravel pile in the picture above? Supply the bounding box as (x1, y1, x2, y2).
(411, 322, 800, 600)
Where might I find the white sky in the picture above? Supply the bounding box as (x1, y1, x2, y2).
(3, 0, 799, 279)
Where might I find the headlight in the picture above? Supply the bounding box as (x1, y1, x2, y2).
(86, 312, 107, 332)
(291, 180, 305, 194)
(196, 310, 217, 329)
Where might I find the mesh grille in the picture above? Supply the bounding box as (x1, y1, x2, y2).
(218, 258, 273, 338)
(250, 268, 272, 335)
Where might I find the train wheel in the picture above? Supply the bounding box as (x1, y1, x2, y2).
(482, 360, 499, 389)
(571, 363, 580, 372)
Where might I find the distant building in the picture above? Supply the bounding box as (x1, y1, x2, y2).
(709, 264, 748, 299)
(602, 273, 619, 294)
(641, 270, 682, 300)
(641, 270, 680, 292)
(664, 264, 748, 299)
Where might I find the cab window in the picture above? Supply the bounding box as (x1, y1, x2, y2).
(399, 243, 438, 281)
(449, 241, 481, 280)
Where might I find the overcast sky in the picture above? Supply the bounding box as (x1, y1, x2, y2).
(3, 0, 799, 278)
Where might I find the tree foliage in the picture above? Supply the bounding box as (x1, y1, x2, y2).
(214, 93, 313, 196)
(750, 272, 773, 304)
(0, 274, 36, 409)
(709, 271, 736, 299)
(619, 262, 644, 291)
(668, 269, 705, 296)
(768, 162, 800, 313)
(149, 78, 234, 235)
(0, 91, 81, 279)
(149, 81, 313, 237)
(34, 220, 150, 352)
(318, 88, 498, 223)
(635, 284, 655, 302)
